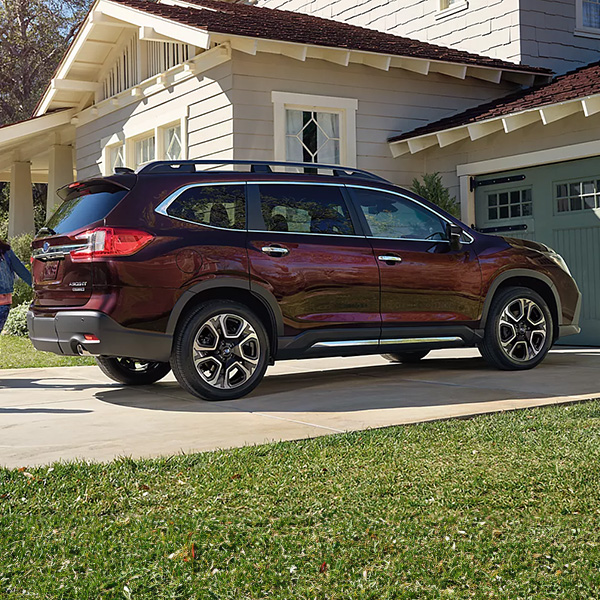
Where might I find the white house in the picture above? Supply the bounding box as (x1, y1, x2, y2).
(1, 0, 599, 344)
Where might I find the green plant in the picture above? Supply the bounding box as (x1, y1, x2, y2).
(2, 302, 29, 335)
(411, 172, 460, 218)
(8, 232, 33, 306)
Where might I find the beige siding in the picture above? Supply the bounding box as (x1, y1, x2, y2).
(75, 61, 234, 179)
(255, 0, 600, 74)
(229, 50, 518, 186)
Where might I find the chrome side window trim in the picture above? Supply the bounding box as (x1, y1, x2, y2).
(346, 184, 475, 244)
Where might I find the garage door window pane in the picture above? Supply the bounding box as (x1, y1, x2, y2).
(556, 177, 600, 213)
(487, 188, 532, 221)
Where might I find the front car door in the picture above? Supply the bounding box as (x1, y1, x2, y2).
(347, 185, 482, 342)
(246, 181, 381, 356)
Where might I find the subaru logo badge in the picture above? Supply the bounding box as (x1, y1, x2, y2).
(43, 242, 50, 253)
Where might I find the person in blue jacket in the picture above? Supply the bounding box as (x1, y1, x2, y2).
(0, 239, 32, 331)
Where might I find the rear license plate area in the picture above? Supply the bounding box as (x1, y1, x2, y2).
(42, 261, 60, 281)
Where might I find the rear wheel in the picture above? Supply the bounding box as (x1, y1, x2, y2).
(479, 286, 553, 370)
(170, 301, 270, 401)
(95, 356, 171, 385)
(382, 350, 430, 363)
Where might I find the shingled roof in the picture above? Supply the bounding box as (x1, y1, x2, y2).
(112, 0, 550, 74)
(388, 60, 600, 148)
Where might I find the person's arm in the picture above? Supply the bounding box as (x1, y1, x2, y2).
(7, 250, 32, 287)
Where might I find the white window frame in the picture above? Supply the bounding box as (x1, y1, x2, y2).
(436, 0, 469, 20)
(272, 91, 357, 168)
(576, 0, 600, 38)
(100, 115, 187, 175)
(131, 132, 157, 169)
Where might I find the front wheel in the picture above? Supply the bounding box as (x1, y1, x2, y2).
(170, 301, 270, 401)
(95, 356, 171, 385)
(479, 286, 553, 370)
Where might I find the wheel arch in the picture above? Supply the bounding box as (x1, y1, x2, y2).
(166, 279, 283, 355)
(481, 270, 561, 340)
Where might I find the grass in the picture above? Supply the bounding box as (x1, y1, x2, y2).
(0, 335, 95, 369)
(2, 402, 600, 598)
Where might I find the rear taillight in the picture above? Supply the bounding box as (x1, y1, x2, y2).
(70, 228, 153, 261)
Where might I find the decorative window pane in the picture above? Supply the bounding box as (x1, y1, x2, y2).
(285, 109, 340, 166)
(135, 135, 155, 167)
(555, 177, 600, 213)
(109, 145, 125, 173)
(583, 0, 600, 28)
(165, 125, 182, 160)
(166, 185, 246, 230)
(258, 184, 353, 235)
(487, 188, 532, 221)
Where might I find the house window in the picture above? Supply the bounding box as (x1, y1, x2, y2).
(285, 110, 340, 165)
(164, 125, 182, 160)
(583, 0, 600, 28)
(135, 135, 156, 167)
(487, 189, 532, 221)
(556, 179, 600, 213)
(440, 0, 460, 9)
(272, 91, 358, 168)
(109, 145, 125, 173)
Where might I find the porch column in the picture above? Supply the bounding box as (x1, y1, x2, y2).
(47, 145, 74, 216)
(8, 162, 34, 237)
(459, 174, 476, 228)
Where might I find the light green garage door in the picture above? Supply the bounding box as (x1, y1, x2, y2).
(474, 157, 600, 346)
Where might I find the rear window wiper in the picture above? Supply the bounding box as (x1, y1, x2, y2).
(37, 226, 57, 236)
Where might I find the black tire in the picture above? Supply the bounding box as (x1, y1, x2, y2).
(479, 286, 553, 371)
(382, 350, 430, 363)
(95, 356, 171, 385)
(170, 301, 270, 401)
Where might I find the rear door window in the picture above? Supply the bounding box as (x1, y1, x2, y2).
(43, 184, 128, 236)
(165, 184, 246, 230)
(256, 184, 354, 235)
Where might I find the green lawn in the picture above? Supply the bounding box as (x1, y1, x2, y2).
(0, 335, 95, 369)
(2, 402, 600, 599)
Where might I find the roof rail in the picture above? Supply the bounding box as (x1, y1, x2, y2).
(136, 160, 389, 182)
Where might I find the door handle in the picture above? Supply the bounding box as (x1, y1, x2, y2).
(261, 246, 289, 256)
(377, 255, 402, 263)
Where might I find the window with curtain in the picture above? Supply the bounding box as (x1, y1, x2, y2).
(583, 0, 600, 28)
(285, 110, 341, 165)
(135, 135, 155, 168)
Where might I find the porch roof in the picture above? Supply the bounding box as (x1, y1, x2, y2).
(388, 61, 600, 157)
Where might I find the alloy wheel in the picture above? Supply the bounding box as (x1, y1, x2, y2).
(192, 313, 261, 390)
(497, 297, 547, 362)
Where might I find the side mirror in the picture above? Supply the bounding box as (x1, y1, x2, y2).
(446, 223, 463, 252)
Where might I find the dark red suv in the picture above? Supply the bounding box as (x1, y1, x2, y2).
(28, 160, 581, 400)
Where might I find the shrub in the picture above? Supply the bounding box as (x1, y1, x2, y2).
(3, 302, 29, 336)
(6, 233, 34, 306)
(411, 172, 460, 218)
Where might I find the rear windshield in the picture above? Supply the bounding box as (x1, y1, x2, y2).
(41, 184, 128, 237)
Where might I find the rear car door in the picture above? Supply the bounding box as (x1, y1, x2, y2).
(347, 185, 482, 335)
(246, 182, 380, 349)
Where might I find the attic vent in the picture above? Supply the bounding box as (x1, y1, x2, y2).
(146, 41, 193, 79)
(102, 36, 138, 101)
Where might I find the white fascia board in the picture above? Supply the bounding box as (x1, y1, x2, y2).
(466, 66, 502, 84)
(89, 11, 136, 27)
(436, 128, 470, 147)
(99, 0, 211, 49)
(539, 101, 582, 125)
(501, 110, 540, 133)
(467, 120, 504, 141)
(407, 135, 438, 154)
(581, 95, 600, 117)
(0, 110, 75, 148)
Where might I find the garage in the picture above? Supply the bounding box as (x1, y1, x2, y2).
(473, 157, 600, 346)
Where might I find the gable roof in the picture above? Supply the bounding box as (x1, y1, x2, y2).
(114, 0, 551, 75)
(388, 60, 600, 155)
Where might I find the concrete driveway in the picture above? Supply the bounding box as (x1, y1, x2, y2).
(1, 348, 599, 469)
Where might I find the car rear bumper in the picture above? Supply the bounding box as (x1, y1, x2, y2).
(27, 310, 172, 362)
